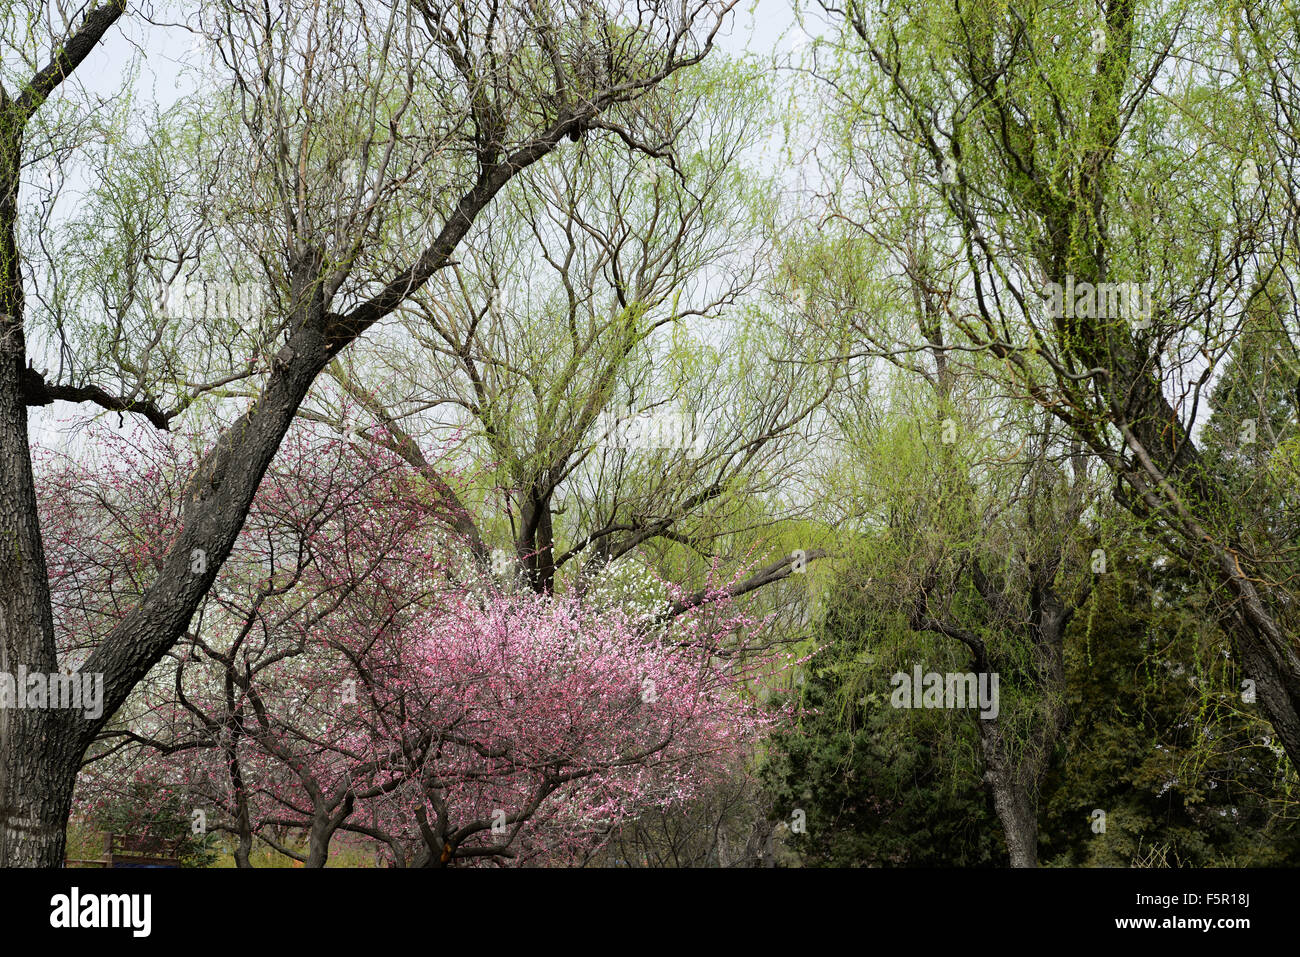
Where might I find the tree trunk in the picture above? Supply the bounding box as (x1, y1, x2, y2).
(224, 737, 255, 867)
(306, 818, 333, 868)
(0, 41, 591, 864)
(233, 830, 253, 869)
(977, 718, 1039, 868)
(1227, 606, 1300, 768)
(0, 117, 77, 866)
(0, 715, 80, 867)
(967, 576, 1073, 869)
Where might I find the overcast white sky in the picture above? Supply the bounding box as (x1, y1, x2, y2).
(66, 2, 808, 110)
(725, 1, 801, 54)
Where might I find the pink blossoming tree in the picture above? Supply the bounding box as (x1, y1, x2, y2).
(44, 418, 776, 866)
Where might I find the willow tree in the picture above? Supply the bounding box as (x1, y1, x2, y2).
(812, 0, 1300, 767)
(799, 249, 1098, 864)
(301, 56, 839, 609)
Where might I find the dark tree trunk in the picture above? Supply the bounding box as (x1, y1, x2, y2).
(517, 486, 557, 594)
(0, 111, 80, 866)
(225, 738, 255, 868)
(306, 818, 333, 868)
(977, 721, 1041, 869)
(969, 573, 1073, 868)
(0, 720, 80, 867)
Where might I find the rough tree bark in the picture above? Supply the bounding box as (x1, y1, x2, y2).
(0, 0, 129, 869)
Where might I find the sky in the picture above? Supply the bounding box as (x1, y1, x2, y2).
(68, 1, 809, 111)
(724, 0, 802, 54)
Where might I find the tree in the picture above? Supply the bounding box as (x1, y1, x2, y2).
(765, 515, 1300, 868)
(1040, 551, 1300, 867)
(52, 416, 773, 866)
(813, 0, 1300, 769)
(305, 54, 837, 607)
(778, 188, 1096, 862)
(1, 0, 739, 866)
(762, 569, 1004, 866)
